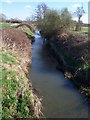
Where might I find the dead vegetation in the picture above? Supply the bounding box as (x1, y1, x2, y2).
(0, 28, 43, 118)
(47, 31, 89, 98)
(1, 28, 32, 74)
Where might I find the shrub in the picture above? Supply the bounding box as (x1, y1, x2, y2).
(37, 8, 72, 39)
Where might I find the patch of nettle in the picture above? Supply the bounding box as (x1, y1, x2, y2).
(0, 49, 34, 118)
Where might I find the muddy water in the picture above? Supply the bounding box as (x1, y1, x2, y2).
(30, 30, 88, 118)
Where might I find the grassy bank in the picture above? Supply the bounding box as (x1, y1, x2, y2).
(0, 28, 43, 118)
(18, 27, 35, 43)
(1, 48, 35, 118)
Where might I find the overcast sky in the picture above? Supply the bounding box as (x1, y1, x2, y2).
(0, 0, 89, 23)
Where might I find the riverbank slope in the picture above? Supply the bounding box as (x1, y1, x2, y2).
(42, 31, 89, 98)
(0, 28, 43, 118)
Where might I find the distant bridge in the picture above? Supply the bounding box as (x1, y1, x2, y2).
(16, 23, 33, 31)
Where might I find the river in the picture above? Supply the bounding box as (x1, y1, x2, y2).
(30, 30, 88, 118)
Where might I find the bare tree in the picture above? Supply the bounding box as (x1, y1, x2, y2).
(36, 3, 48, 21)
(26, 17, 31, 23)
(74, 5, 85, 31)
(0, 13, 7, 22)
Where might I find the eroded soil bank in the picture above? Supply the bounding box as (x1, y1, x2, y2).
(0, 28, 43, 118)
(43, 31, 89, 99)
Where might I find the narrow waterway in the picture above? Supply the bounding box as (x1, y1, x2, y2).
(30, 30, 88, 118)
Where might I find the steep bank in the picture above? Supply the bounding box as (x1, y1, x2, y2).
(0, 28, 43, 118)
(43, 32, 89, 98)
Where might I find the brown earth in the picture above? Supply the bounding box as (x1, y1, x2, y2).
(57, 32, 89, 64)
(0, 28, 32, 74)
(46, 31, 89, 98)
(0, 28, 43, 118)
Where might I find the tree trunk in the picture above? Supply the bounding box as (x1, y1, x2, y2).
(75, 17, 81, 31)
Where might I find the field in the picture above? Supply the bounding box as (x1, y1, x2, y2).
(81, 27, 88, 34)
(72, 26, 88, 35)
(0, 23, 19, 29)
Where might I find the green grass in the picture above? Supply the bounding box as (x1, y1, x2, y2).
(0, 50, 18, 118)
(20, 28, 34, 38)
(1, 49, 34, 118)
(0, 23, 11, 29)
(0, 23, 19, 29)
(0, 52, 17, 64)
(81, 27, 88, 34)
(72, 26, 88, 35)
(1, 67, 33, 118)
